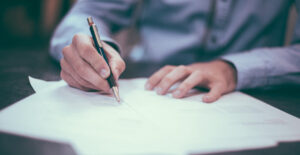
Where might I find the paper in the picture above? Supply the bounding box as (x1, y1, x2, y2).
(0, 77, 300, 155)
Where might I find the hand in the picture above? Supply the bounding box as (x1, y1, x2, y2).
(60, 33, 125, 92)
(145, 60, 237, 103)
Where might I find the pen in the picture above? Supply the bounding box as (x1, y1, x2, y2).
(87, 16, 120, 102)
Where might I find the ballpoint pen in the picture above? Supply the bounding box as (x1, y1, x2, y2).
(87, 16, 120, 102)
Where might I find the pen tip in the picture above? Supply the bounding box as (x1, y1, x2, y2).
(112, 87, 121, 103)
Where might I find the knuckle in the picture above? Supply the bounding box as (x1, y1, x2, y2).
(78, 43, 91, 56)
(75, 64, 86, 76)
(62, 45, 71, 57)
(147, 77, 157, 85)
(177, 65, 186, 70)
(162, 76, 173, 84)
(177, 65, 188, 74)
(72, 34, 82, 45)
(164, 65, 174, 71)
(193, 70, 203, 77)
(181, 82, 192, 90)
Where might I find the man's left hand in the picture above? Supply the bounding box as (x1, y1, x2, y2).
(145, 60, 237, 103)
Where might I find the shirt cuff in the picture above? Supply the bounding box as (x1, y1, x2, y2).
(50, 17, 121, 61)
(221, 51, 269, 90)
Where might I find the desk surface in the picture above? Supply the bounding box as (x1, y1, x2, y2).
(0, 48, 299, 155)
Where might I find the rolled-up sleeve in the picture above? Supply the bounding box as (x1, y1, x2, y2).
(50, 0, 138, 61)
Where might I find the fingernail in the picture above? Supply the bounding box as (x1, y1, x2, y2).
(156, 87, 163, 95)
(100, 69, 108, 78)
(145, 83, 152, 90)
(202, 95, 211, 102)
(172, 90, 181, 98)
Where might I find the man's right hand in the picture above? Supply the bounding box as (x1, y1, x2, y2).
(60, 33, 125, 92)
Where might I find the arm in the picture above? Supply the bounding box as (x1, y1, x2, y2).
(222, 45, 300, 90)
(50, 0, 138, 61)
(52, 0, 137, 93)
(145, 1, 300, 103)
(222, 1, 300, 90)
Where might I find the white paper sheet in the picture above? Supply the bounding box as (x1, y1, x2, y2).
(0, 77, 299, 155)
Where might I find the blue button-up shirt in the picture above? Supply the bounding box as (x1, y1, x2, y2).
(50, 0, 300, 90)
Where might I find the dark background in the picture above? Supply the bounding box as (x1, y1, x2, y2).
(0, 0, 75, 49)
(0, 0, 76, 109)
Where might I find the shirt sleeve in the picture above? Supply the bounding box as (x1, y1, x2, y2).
(221, 1, 300, 90)
(222, 46, 300, 90)
(49, 0, 138, 61)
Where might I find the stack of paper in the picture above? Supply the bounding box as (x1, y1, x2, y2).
(0, 77, 299, 155)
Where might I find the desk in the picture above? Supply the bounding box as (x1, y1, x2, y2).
(0, 48, 299, 155)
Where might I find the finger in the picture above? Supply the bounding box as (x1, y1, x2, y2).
(60, 58, 99, 90)
(110, 60, 125, 84)
(103, 42, 122, 60)
(202, 83, 225, 103)
(145, 65, 174, 90)
(103, 42, 126, 80)
(156, 65, 190, 95)
(61, 70, 90, 91)
(62, 44, 110, 92)
(109, 56, 125, 81)
(72, 34, 110, 79)
(172, 71, 205, 98)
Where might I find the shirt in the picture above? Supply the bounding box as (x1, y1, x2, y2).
(50, 0, 300, 90)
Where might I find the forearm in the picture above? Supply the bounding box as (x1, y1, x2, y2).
(222, 45, 300, 90)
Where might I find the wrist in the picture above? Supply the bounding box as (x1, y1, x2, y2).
(218, 59, 237, 90)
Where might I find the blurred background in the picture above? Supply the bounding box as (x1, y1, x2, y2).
(0, 0, 139, 58)
(0, 0, 76, 50)
(0, 0, 76, 108)
(0, 0, 297, 56)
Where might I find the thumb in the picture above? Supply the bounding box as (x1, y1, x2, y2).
(202, 83, 225, 103)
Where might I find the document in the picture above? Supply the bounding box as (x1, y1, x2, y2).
(0, 77, 299, 155)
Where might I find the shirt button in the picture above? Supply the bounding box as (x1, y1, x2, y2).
(211, 35, 218, 44)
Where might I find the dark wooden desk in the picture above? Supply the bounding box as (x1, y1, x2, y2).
(0, 48, 299, 155)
